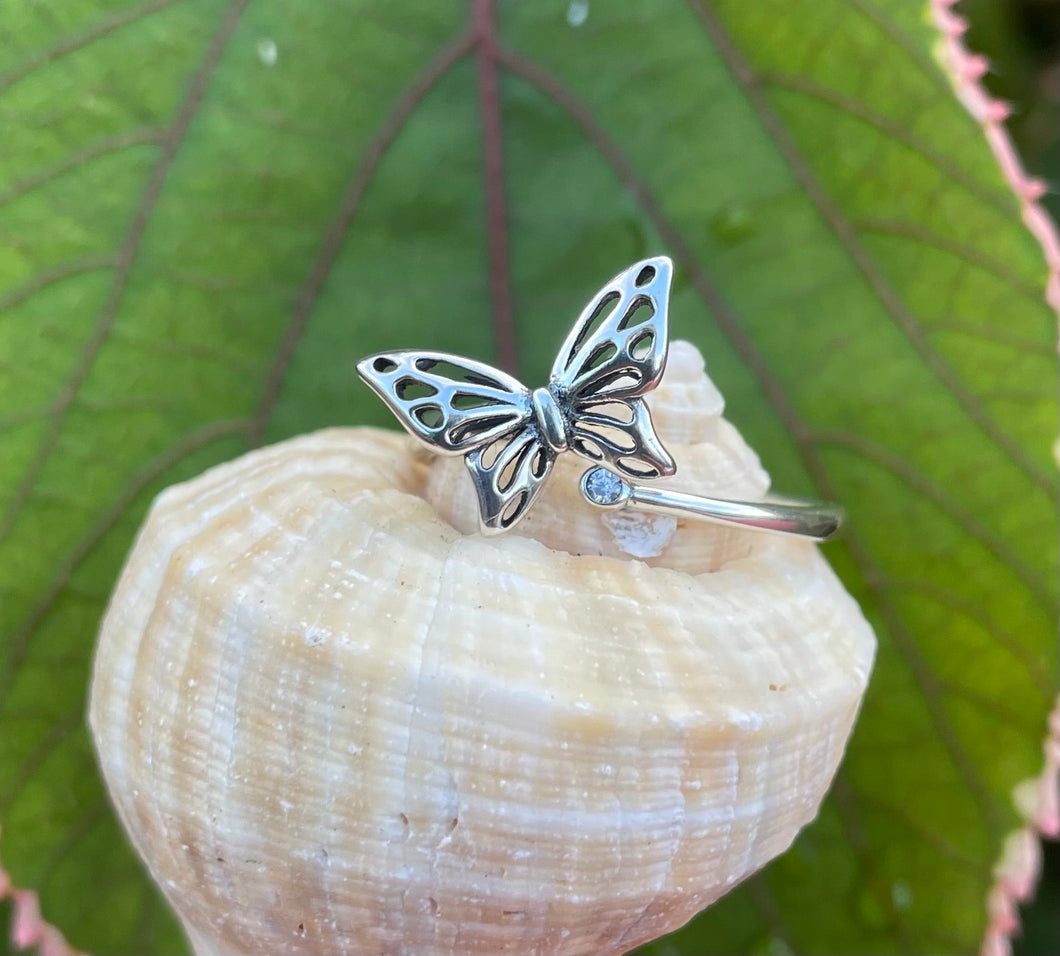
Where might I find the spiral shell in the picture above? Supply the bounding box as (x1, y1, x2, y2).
(89, 341, 875, 956)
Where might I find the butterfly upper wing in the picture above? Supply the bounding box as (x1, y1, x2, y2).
(465, 430, 556, 534)
(550, 256, 677, 479)
(550, 256, 672, 402)
(357, 350, 551, 532)
(357, 350, 531, 453)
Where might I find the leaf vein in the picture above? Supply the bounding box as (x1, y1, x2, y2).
(873, 574, 1054, 696)
(0, 128, 165, 210)
(811, 428, 1054, 614)
(853, 787, 983, 869)
(0, 417, 252, 708)
(686, 0, 1056, 498)
(0, 0, 251, 549)
(0, 0, 187, 96)
(0, 255, 119, 315)
(927, 316, 1058, 356)
(497, 37, 1006, 857)
(36, 800, 109, 893)
(846, 0, 952, 87)
(855, 216, 1046, 300)
(758, 71, 1015, 217)
(249, 28, 476, 445)
(0, 711, 81, 813)
(831, 773, 916, 945)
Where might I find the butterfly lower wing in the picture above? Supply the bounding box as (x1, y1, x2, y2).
(550, 256, 672, 402)
(465, 431, 556, 533)
(357, 350, 531, 452)
(568, 397, 675, 479)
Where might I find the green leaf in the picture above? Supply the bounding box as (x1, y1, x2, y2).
(0, 1, 1056, 953)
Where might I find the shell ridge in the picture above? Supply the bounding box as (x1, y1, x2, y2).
(397, 528, 455, 951)
(608, 584, 690, 953)
(202, 583, 249, 947)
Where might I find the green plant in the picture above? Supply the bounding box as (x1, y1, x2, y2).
(0, 1, 1056, 953)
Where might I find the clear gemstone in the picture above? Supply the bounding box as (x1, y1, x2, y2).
(583, 467, 625, 505)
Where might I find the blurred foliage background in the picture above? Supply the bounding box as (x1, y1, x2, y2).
(958, 5, 1059, 954)
(0, 0, 1055, 953)
(962, 0, 1059, 225)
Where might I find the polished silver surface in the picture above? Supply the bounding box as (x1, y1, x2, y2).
(580, 467, 844, 541)
(357, 255, 843, 540)
(358, 257, 676, 533)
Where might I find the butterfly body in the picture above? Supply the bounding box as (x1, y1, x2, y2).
(530, 386, 568, 452)
(357, 257, 677, 533)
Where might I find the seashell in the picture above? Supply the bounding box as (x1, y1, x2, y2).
(89, 340, 875, 956)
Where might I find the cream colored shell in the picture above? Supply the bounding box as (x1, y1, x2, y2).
(89, 341, 875, 956)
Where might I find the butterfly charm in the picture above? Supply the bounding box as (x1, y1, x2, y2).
(357, 257, 677, 533)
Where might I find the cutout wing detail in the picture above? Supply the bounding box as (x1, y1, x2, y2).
(567, 397, 675, 480)
(357, 351, 531, 453)
(465, 431, 556, 533)
(550, 256, 676, 478)
(550, 256, 672, 401)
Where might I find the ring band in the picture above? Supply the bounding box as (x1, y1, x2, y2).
(581, 467, 843, 542)
(356, 256, 845, 538)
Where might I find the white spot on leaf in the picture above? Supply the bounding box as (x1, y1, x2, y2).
(566, 0, 588, 27)
(891, 880, 913, 910)
(257, 38, 278, 66)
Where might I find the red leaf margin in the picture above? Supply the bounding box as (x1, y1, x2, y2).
(928, 2, 1060, 953)
(0, 854, 77, 955)
(1, 4, 1056, 956)
(930, 0, 1060, 311)
(978, 702, 1060, 956)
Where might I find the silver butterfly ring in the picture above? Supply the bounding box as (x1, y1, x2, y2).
(358, 257, 843, 541)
